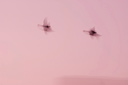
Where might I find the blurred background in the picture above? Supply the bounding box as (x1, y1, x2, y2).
(0, 0, 128, 85)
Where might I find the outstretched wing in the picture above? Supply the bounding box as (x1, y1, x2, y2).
(38, 24, 43, 27)
(43, 18, 48, 25)
(83, 30, 89, 32)
(83, 30, 89, 35)
(90, 27, 95, 31)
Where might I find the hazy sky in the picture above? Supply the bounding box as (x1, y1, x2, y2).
(0, 0, 128, 85)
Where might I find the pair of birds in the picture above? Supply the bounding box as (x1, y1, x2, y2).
(38, 18, 101, 38)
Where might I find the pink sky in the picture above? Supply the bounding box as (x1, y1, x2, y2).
(0, 0, 128, 85)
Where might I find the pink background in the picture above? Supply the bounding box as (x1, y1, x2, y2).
(0, 0, 128, 85)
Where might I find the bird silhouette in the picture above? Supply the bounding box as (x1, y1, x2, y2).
(83, 27, 101, 39)
(38, 18, 53, 34)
